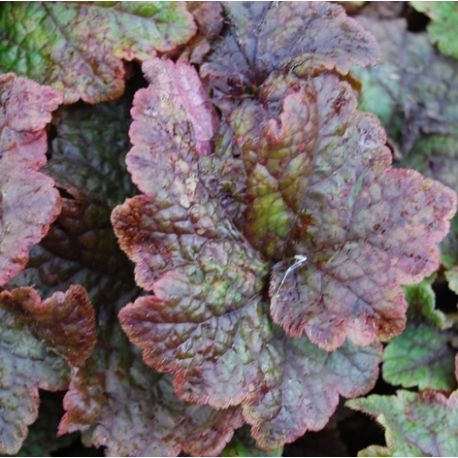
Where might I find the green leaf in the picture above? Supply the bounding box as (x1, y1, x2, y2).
(347, 390, 458, 456)
(411, 2, 458, 59)
(0, 2, 196, 103)
(383, 281, 457, 391)
(445, 267, 458, 295)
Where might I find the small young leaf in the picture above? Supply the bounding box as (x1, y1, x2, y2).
(0, 2, 196, 103)
(347, 390, 458, 456)
(0, 74, 62, 287)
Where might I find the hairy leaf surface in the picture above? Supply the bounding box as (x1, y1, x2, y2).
(0, 74, 62, 287)
(348, 390, 458, 456)
(383, 281, 457, 391)
(113, 58, 382, 449)
(0, 2, 196, 103)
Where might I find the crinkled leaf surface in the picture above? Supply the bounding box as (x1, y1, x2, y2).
(0, 2, 196, 103)
(9, 97, 137, 305)
(59, 324, 242, 457)
(113, 58, 382, 449)
(201, 1, 380, 108)
(0, 73, 62, 287)
(383, 281, 457, 391)
(10, 95, 241, 457)
(411, 2, 458, 59)
(347, 390, 458, 457)
(212, 68, 455, 350)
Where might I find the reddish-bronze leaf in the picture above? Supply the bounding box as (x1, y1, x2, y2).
(59, 326, 243, 457)
(113, 58, 382, 449)
(0, 285, 96, 367)
(0, 73, 62, 286)
(201, 2, 380, 109)
(0, 283, 96, 454)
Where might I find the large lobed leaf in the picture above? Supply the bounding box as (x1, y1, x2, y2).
(347, 390, 458, 456)
(9, 95, 243, 456)
(113, 57, 383, 449)
(0, 2, 196, 103)
(0, 73, 62, 287)
(112, 5, 456, 447)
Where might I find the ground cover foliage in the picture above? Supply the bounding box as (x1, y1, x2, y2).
(0, 1, 457, 456)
